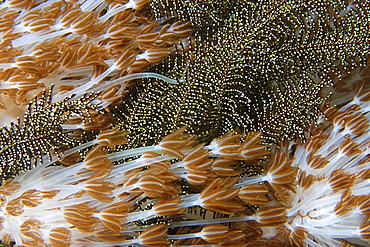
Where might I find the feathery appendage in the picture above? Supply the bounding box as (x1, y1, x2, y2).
(115, 0, 370, 146)
(0, 86, 99, 183)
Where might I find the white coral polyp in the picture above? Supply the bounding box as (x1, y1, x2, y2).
(284, 83, 370, 246)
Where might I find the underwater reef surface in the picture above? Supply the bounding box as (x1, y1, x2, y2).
(0, 0, 369, 246)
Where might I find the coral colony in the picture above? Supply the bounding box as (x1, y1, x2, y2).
(0, 0, 369, 246)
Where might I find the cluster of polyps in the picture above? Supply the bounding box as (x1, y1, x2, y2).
(0, 81, 368, 246)
(280, 81, 370, 246)
(0, 0, 191, 125)
(0, 126, 272, 246)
